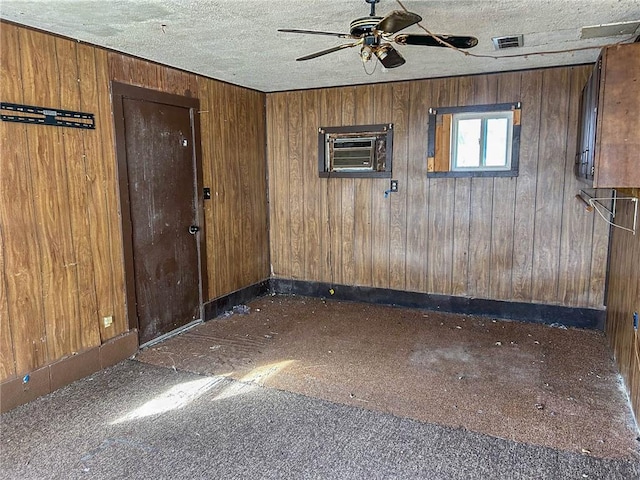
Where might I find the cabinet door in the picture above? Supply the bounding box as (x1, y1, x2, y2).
(575, 65, 598, 183)
(575, 85, 589, 180)
(585, 59, 601, 182)
(593, 43, 640, 188)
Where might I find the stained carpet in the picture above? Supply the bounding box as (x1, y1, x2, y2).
(1, 361, 639, 479)
(136, 295, 640, 459)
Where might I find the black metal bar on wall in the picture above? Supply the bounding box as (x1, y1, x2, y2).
(1, 102, 95, 129)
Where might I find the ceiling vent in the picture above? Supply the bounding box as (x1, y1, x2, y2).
(492, 35, 524, 50)
(581, 21, 640, 39)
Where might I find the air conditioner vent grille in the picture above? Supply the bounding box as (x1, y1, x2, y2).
(492, 35, 524, 50)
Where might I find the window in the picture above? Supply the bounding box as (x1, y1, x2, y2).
(451, 111, 513, 171)
(318, 124, 393, 178)
(427, 103, 521, 178)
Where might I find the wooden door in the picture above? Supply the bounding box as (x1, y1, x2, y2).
(113, 84, 206, 345)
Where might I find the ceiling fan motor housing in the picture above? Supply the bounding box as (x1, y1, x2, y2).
(350, 17, 382, 37)
(363, 35, 381, 46)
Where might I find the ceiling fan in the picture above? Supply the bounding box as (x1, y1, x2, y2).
(279, 0, 478, 69)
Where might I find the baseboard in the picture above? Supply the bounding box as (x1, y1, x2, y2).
(203, 279, 271, 321)
(269, 278, 606, 330)
(0, 330, 138, 414)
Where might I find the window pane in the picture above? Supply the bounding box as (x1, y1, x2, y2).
(485, 118, 509, 167)
(455, 118, 481, 167)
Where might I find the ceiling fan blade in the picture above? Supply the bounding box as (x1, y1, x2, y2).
(375, 44, 406, 69)
(375, 10, 422, 35)
(278, 28, 352, 39)
(395, 34, 479, 49)
(296, 42, 359, 61)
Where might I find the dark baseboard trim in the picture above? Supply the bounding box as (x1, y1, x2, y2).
(0, 330, 138, 413)
(204, 279, 271, 321)
(270, 278, 606, 330)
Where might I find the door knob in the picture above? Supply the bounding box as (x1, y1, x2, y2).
(188, 225, 200, 234)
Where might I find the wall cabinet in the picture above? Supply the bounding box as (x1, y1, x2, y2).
(575, 42, 640, 188)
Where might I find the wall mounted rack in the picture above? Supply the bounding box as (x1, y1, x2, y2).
(0, 102, 95, 129)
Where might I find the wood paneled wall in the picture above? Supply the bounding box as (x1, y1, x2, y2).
(196, 79, 269, 297)
(606, 187, 640, 424)
(0, 22, 269, 382)
(1, 25, 123, 379)
(266, 66, 609, 309)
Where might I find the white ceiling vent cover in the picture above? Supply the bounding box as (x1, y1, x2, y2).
(492, 35, 524, 50)
(581, 21, 640, 39)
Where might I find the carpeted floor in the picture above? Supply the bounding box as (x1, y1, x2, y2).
(2, 295, 640, 479)
(135, 295, 640, 459)
(1, 360, 639, 480)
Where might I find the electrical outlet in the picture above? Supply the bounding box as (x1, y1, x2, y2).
(633, 312, 638, 331)
(390, 179, 398, 192)
(103, 316, 113, 328)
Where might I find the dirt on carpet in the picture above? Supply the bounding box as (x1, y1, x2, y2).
(134, 295, 640, 460)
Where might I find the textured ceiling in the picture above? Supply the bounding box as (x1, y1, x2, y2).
(1, 0, 639, 92)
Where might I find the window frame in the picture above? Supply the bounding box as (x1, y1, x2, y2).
(427, 102, 521, 178)
(318, 124, 393, 178)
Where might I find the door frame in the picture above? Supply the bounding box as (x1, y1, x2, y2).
(111, 82, 208, 337)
